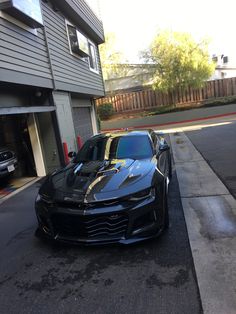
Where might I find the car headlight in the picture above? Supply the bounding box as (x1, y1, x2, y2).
(128, 187, 155, 201)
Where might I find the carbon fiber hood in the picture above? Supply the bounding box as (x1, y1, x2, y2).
(40, 158, 157, 202)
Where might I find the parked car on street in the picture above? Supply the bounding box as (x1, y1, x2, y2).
(0, 147, 18, 178)
(35, 129, 172, 245)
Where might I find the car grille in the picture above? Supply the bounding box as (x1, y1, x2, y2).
(51, 213, 128, 239)
(0, 151, 13, 162)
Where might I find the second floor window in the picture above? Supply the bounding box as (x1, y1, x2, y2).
(66, 21, 99, 74)
(67, 24, 79, 54)
(88, 41, 98, 73)
(66, 22, 89, 58)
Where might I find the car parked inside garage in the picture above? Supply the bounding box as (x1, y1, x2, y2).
(0, 147, 17, 178)
(35, 129, 172, 245)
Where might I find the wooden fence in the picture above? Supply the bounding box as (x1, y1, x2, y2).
(96, 77, 236, 113)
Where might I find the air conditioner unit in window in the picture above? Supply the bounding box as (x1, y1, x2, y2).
(0, 0, 44, 28)
(76, 30, 89, 57)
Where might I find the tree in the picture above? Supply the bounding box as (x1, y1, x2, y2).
(99, 33, 128, 81)
(142, 30, 215, 92)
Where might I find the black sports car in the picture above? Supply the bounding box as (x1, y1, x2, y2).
(35, 129, 172, 245)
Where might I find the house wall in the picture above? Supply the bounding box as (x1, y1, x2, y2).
(68, 0, 104, 40)
(0, 0, 105, 173)
(0, 12, 53, 88)
(50, 0, 104, 44)
(42, 1, 104, 96)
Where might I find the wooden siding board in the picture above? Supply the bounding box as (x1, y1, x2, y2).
(0, 15, 52, 86)
(70, 0, 103, 37)
(43, 2, 104, 95)
(0, 32, 47, 56)
(0, 18, 45, 41)
(0, 0, 104, 95)
(49, 0, 104, 43)
(0, 68, 53, 88)
(55, 80, 104, 96)
(53, 63, 102, 83)
(0, 27, 48, 53)
(51, 56, 103, 87)
(53, 71, 103, 90)
(0, 61, 52, 79)
(0, 52, 51, 72)
(0, 43, 50, 63)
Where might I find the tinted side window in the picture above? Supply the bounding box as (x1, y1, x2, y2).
(75, 139, 106, 161)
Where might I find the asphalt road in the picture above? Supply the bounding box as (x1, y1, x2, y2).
(186, 119, 236, 199)
(0, 170, 202, 314)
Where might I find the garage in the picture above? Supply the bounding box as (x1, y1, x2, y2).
(0, 114, 36, 179)
(71, 97, 98, 144)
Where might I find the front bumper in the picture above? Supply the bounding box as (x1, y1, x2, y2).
(0, 158, 18, 177)
(35, 193, 164, 245)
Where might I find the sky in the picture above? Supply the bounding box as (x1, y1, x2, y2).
(87, 0, 236, 63)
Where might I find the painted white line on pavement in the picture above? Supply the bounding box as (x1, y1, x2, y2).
(170, 132, 236, 314)
(0, 177, 41, 205)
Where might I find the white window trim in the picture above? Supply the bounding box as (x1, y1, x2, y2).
(0, 11, 38, 35)
(88, 40, 99, 74)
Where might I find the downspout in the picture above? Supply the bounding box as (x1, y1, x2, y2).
(41, 1, 65, 166)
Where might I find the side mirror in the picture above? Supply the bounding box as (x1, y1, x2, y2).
(68, 151, 76, 159)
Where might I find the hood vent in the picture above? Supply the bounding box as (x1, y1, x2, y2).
(97, 168, 119, 177)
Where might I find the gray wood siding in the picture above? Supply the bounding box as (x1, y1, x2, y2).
(50, 0, 104, 44)
(0, 17, 53, 87)
(70, 0, 104, 40)
(42, 2, 105, 97)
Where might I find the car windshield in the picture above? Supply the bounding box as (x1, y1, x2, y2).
(75, 135, 153, 162)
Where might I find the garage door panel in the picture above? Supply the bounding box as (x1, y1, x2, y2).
(72, 107, 93, 143)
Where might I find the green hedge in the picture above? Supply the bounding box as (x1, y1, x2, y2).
(97, 103, 114, 120)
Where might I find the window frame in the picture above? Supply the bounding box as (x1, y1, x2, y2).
(88, 40, 99, 74)
(65, 19, 88, 62)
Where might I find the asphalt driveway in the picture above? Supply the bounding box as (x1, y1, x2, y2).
(186, 119, 236, 199)
(0, 170, 202, 314)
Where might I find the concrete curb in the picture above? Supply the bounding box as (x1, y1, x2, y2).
(170, 132, 236, 314)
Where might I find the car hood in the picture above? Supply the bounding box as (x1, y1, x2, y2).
(40, 158, 157, 203)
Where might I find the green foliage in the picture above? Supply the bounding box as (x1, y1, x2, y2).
(143, 30, 215, 92)
(97, 103, 114, 120)
(203, 96, 236, 107)
(99, 33, 128, 81)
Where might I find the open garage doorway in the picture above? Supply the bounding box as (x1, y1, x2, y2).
(0, 114, 41, 198)
(0, 114, 37, 178)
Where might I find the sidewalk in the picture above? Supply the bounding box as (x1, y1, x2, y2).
(101, 103, 236, 131)
(170, 131, 236, 314)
